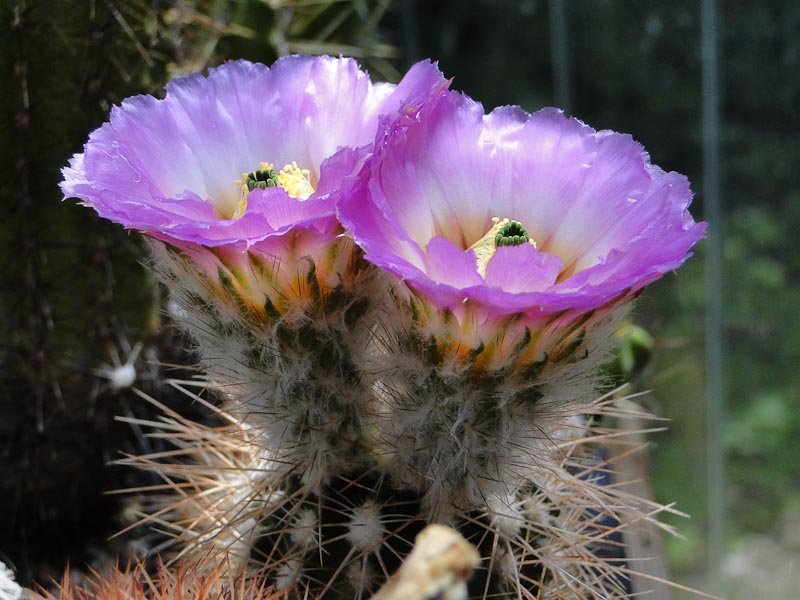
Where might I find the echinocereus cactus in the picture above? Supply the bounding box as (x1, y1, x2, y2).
(339, 89, 705, 512)
(61, 55, 454, 587)
(62, 54, 449, 491)
(62, 55, 704, 599)
(337, 88, 705, 595)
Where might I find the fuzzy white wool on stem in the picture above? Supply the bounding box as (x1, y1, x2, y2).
(485, 492, 524, 539)
(346, 503, 386, 552)
(274, 558, 303, 591)
(347, 560, 378, 599)
(290, 508, 319, 548)
(94, 341, 143, 391)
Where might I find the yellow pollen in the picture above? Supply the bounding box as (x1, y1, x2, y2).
(470, 217, 536, 277)
(231, 161, 315, 220)
(278, 162, 315, 200)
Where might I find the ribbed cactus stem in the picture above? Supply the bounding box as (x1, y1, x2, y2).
(366, 281, 632, 521)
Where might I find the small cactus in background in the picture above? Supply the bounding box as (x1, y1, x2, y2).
(61, 50, 704, 599)
(0, 0, 173, 581)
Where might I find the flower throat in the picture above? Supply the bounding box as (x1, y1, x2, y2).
(231, 161, 315, 219)
(471, 217, 537, 276)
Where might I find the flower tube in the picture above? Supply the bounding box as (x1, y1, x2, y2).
(62, 56, 450, 488)
(339, 90, 705, 516)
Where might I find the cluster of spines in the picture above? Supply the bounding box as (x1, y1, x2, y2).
(27, 556, 290, 600)
(124, 378, 678, 600)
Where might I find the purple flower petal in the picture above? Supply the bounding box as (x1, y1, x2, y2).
(62, 56, 449, 248)
(339, 90, 706, 321)
(484, 245, 562, 294)
(425, 236, 484, 289)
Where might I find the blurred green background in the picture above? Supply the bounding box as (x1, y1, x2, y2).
(2, 1, 798, 597)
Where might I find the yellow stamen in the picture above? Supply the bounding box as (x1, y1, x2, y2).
(470, 217, 536, 277)
(277, 162, 315, 200)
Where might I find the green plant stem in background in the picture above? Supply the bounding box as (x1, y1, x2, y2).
(701, 0, 725, 593)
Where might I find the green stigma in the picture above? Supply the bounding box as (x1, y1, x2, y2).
(495, 220, 531, 247)
(245, 167, 279, 192)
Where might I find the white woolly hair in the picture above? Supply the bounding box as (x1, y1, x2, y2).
(273, 557, 302, 592)
(290, 508, 319, 548)
(346, 502, 386, 552)
(346, 559, 379, 600)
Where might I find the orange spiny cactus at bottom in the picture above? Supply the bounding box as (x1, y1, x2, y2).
(27, 526, 480, 600)
(28, 558, 290, 600)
